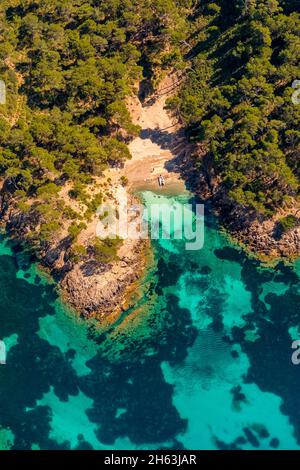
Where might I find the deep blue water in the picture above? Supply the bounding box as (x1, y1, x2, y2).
(1, 192, 300, 450)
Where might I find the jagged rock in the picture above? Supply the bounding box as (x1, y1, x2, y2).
(0, 190, 149, 318)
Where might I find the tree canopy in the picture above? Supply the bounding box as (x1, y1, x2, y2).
(170, 0, 300, 216)
(0, 0, 189, 247)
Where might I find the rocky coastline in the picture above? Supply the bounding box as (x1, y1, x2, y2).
(0, 73, 298, 322)
(180, 145, 300, 262)
(0, 181, 150, 319)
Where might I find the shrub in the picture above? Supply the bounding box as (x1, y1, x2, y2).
(278, 215, 299, 234)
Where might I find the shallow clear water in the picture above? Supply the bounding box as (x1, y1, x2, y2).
(0, 192, 300, 450)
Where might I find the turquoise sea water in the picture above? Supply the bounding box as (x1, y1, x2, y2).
(1, 191, 300, 450)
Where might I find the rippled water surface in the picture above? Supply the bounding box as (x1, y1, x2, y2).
(1, 192, 300, 450)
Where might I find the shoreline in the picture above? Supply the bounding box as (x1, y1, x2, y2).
(0, 69, 299, 323)
(124, 72, 192, 198)
(125, 72, 300, 264)
(0, 174, 151, 320)
(177, 148, 300, 262)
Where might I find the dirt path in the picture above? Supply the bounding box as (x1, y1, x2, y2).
(124, 73, 190, 195)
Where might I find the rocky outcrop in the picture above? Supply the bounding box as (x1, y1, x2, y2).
(60, 238, 148, 318)
(180, 146, 300, 261)
(0, 189, 149, 319)
(219, 198, 300, 260)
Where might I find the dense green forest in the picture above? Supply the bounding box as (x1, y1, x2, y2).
(0, 0, 299, 256)
(0, 0, 189, 253)
(169, 0, 300, 219)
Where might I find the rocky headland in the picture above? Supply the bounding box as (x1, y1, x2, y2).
(180, 146, 300, 262)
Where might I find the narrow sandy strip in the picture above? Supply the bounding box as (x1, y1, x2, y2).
(124, 73, 190, 196)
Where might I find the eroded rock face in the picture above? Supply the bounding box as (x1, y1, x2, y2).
(60, 238, 148, 318)
(0, 190, 149, 319)
(228, 215, 300, 260)
(216, 196, 300, 260)
(211, 190, 300, 260)
(181, 159, 300, 260)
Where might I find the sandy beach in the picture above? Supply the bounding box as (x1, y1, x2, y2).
(124, 73, 191, 196)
